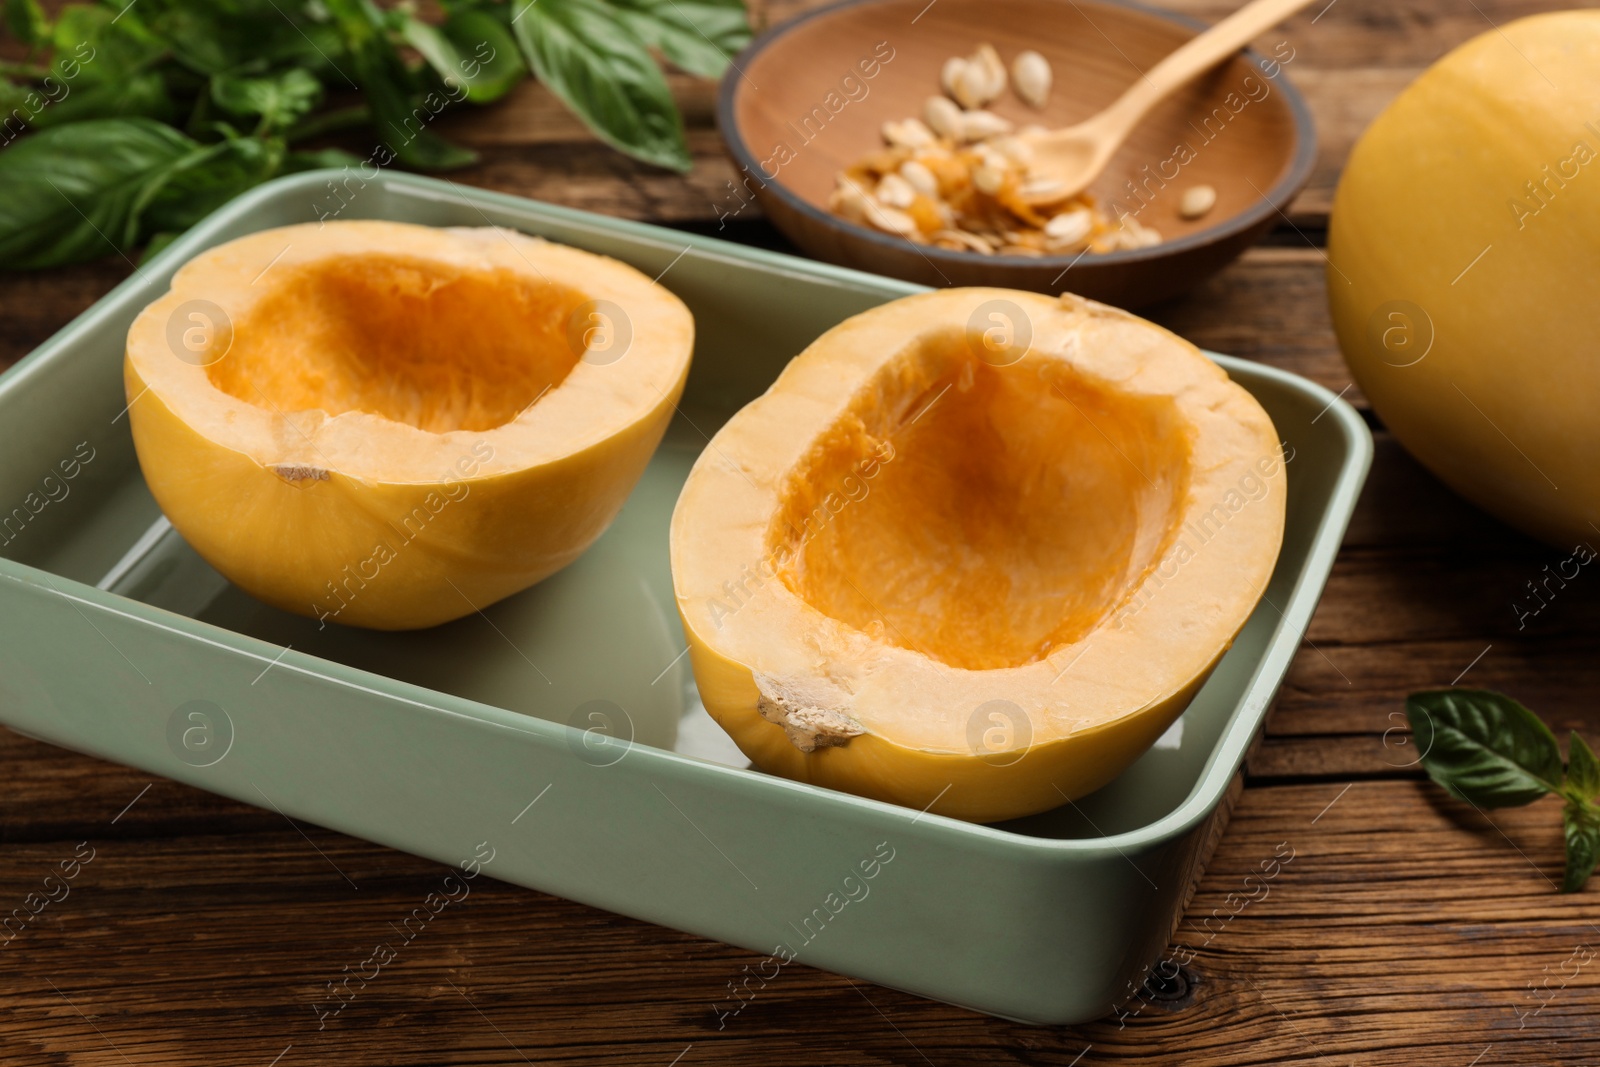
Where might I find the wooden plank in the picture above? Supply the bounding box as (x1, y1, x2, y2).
(1247, 426, 1600, 776)
(0, 728, 276, 845)
(0, 262, 133, 370)
(1305, 547, 1600, 650)
(1247, 732, 1406, 779)
(2, 779, 1595, 1065)
(1146, 246, 1357, 402)
(1264, 633, 1600, 736)
(1286, 66, 1417, 224)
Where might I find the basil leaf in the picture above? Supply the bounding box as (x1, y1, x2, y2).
(28, 6, 174, 127)
(1407, 689, 1564, 808)
(0, 78, 28, 121)
(513, 0, 691, 172)
(324, 0, 478, 170)
(1568, 732, 1600, 801)
(610, 0, 750, 79)
(140, 135, 286, 235)
(362, 70, 479, 170)
(49, 4, 164, 69)
(212, 69, 323, 131)
(145, 0, 347, 80)
(139, 230, 181, 265)
(4, 0, 48, 50)
(445, 10, 526, 100)
(401, 10, 525, 104)
(1563, 801, 1600, 893)
(284, 147, 366, 172)
(0, 118, 198, 268)
(26, 72, 172, 128)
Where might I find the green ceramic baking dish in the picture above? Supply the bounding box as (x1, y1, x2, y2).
(0, 170, 1371, 1025)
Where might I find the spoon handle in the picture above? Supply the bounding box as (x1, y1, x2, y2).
(1096, 0, 1319, 136)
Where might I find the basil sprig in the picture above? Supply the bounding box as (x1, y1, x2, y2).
(1408, 689, 1600, 892)
(0, 0, 748, 269)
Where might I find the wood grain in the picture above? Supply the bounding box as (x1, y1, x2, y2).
(3, 753, 1598, 1065)
(5, 0, 1600, 1062)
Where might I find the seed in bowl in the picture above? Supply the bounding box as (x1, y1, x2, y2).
(942, 43, 1007, 109)
(829, 42, 1161, 256)
(1180, 184, 1218, 219)
(1011, 51, 1052, 109)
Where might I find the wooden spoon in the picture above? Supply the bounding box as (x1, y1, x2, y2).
(1021, 0, 1318, 204)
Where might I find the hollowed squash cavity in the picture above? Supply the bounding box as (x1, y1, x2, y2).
(210, 255, 591, 434)
(770, 332, 1190, 671)
(671, 289, 1284, 823)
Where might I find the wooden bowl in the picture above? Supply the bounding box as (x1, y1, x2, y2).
(716, 0, 1316, 308)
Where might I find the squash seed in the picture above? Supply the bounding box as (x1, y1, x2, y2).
(933, 229, 996, 253)
(875, 172, 917, 209)
(960, 110, 1013, 142)
(952, 61, 993, 110)
(830, 48, 1172, 256)
(974, 44, 1007, 101)
(972, 162, 1007, 196)
(1044, 208, 1093, 246)
(882, 117, 935, 148)
(940, 56, 969, 99)
(1179, 184, 1218, 219)
(1012, 51, 1052, 109)
(862, 200, 919, 237)
(923, 96, 964, 139)
(899, 159, 940, 197)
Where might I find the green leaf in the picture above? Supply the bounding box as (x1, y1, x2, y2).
(1567, 732, 1600, 801)
(140, 135, 286, 235)
(284, 146, 366, 172)
(212, 68, 323, 131)
(610, 0, 750, 79)
(0, 118, 198, 268)
(1562, 801, 1600, 892)
(445, 10, 526, 100)
(513, 0, 691, 172)
(26, 72, 172, 128)
(361, 70, 479, 170)
(401, 10, 525, 104)
(1407, 689, 1565, 809)
(49, 4, 163, 67)
(0, 77, 28, 118)
(138, 0, 347, 79)
(27, 6, 174, 127)
(139, 230, 181, 265)
(324, 0, 478, 170)
(4, 0, 48, 50)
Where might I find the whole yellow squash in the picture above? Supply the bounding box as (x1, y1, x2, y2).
(1328, 10, 1600, 548)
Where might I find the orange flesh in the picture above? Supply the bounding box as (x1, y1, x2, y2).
(208, 255, 590, 433)
(769, 335, 1191, 671)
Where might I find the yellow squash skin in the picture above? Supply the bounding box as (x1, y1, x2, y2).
(671, 289, 1285, 823)
(125, 221, 693, 629)
(1328, 11, 1600, 547)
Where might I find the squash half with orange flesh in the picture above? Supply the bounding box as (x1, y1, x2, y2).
(671, 289, 1284, 822)
(125, 221, 693, 629)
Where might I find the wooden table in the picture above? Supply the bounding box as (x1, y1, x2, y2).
(4, 0, 1599, 1062)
